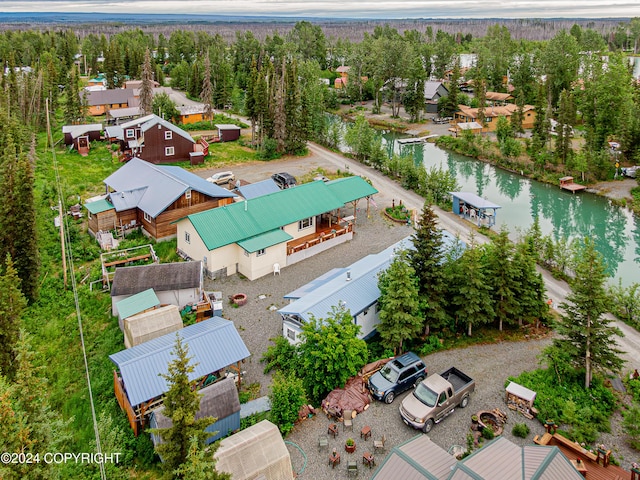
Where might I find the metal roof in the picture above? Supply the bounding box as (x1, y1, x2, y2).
(62, 123, 103, 139)
(237, 229, 293, 253)
(84, 198, 114, 214)
(216, 124, 241, 130)
(423, 81, 449, 100)
(85, 88, 135, 107)
(115, 288, 160, 320)
(186, 180, 346, 251)
(325, 176, 378, 204)
(104, 126, 123, 139)
(109, 186, 148, 212)
(109, 106, 141, 119)
(109, 317, 250, 407)
(104, 158, 236, 218)
(278, 237, 413, 322)
(237, 179, 281, 200)
(283, 268, 347, 300)
(450, 192, 502, 210)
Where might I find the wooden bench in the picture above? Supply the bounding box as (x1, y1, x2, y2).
(533, 433, 552, 445)
(551, 433, 598, 462)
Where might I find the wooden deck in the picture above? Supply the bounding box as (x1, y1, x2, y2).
(534, 433, 630, 480)
(560, 176, 587, 193)
(286, 223, 353, 255)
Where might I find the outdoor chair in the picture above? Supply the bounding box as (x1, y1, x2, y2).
(347, 460, 358, 477)
(273, 263, 280, 275)
(374, 434, 386, 453)
(343, 410, 354, 431)
(318, 435, 329, 451)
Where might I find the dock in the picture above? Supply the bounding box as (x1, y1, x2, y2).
(559, 176, 587, 193)
(397, 134, 438, 145)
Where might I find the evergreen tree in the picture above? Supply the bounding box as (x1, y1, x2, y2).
(408, 203, 447, 335)
(485, 227, 519, 331)
(200, 52, 213, 124)
(139, 48, 154, 116)
(150, 335, 218, 479)
(550, 238, 624, 388)
(377, 249, 423, 353)
(268, 372, 306, 436)
(512, 239, 548, 328)
(174, 437, 230, 480)
(0, 255, 26, 379)
(63, 66, 82, 124)
(298, 305, 367, 403)
(555, 89, 575, 166)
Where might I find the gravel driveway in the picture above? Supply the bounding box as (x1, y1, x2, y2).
(201, 153, 640, 478)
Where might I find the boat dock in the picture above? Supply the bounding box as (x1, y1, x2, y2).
(559, 176, 587, 193)
(397, 134, 438, 145)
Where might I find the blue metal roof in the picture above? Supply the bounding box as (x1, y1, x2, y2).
(450, 192, 502, 210)
(283, 268, 347, 300)
(237, 179, 281, 200)
(109, 317, 250, 407)
(104, 158, 236, 218)
(115, 288, 160, 320)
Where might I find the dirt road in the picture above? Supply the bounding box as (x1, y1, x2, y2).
(198, 142, 640, 372)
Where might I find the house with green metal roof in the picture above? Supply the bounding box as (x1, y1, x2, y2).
(175, 177, 377, 280)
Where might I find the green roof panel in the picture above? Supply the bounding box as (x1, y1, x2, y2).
(116, 288, 160, 320)
(325, 176, 378, 204)
(85, 198, 114, 214)
(237, 229, 293, 253)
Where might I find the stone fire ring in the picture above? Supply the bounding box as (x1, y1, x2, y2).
(475, 410, 504, 436)
(232, 293, 248, 306)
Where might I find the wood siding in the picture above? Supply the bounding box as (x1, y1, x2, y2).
(88, 209, 118, 235)
(138, 124, 194, 164)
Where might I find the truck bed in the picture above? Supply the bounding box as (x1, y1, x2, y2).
(440, 367, 473, 392)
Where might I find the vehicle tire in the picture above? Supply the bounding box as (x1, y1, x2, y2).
(423, 419, 434, 434)
(413, 377, 425, 388)
(384, 392, 395, 404)
(460, 395, 469, 408)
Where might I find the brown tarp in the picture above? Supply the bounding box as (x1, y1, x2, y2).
(321, 358, 392, 418)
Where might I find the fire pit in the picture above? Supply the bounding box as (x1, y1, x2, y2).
(231, 293, 247, 306)
(475, 410, 505, 436)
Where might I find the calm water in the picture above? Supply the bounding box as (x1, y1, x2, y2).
(394, 140, 640, 286)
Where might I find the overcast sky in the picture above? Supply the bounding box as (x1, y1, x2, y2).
(1, 0, 639, 18)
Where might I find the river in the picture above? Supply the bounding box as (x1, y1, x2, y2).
(392, 139, 640, 286)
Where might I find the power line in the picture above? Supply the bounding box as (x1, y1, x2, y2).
(46, 99, 107, 480)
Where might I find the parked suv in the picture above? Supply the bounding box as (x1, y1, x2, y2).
(206, 171, 235, 185)
(368, 352, 427, 404)
(271, 172, 297, 189)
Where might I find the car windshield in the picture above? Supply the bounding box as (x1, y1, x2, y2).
(413, 383, 438, 407)
(379, 365, 399, 383)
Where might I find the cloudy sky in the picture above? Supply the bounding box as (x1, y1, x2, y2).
(1, 0, 639, 18)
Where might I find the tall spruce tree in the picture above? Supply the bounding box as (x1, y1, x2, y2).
(0, 255, 26, 380)
(200, 52, 214, 124)
(150, 335, 219, 479)
(550, 238, 624, 388)
(139, 48, 154, 116)
(377, 249, 422, 353)
(485, 227, 519, 331)
(408, 203, 447, 336)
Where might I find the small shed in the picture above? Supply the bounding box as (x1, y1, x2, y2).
(215, 124, 241, 142)
(450, 191, 501, 228)
(123, 304, 183, 348)
(505, 381, 537, 417)
(115, 288, 160, 324)
(149, 377, 241, 448)
(214, 420, 294, 480)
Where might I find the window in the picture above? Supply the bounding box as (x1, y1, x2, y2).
(185, 189, 191, 200)
(125, 129, 135, 139)
(298, 217, 312, 230)
(287, 329, 296, 341)
(165, 146, 175, 156)
(164, 130, 173, 140)
(184, 231, 190, 244)
(144, 212, 152, 223)
(486, 117, 493, 122)
(256, 248, 266, 256)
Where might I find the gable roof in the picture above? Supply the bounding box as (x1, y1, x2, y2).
(110, 261, 202, 297)
(424, 81, 449, 100)
(115, 288, 161, 320)
(185, 178, 376, 251)
(457, 103, 535, 120)
(119, 113, 194, 144)
(236, 179, 281, 200)
(62, 123, 103, 139)
(85, 88, 136, 107)
(325, 176, 378, 204)
(485, 91, 514, 102)
(109, 317, 250, 407)
(104, 158, 236, 218)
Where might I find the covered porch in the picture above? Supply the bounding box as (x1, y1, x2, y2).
(286, 214, 354, 256)
(450, 192, 501, 228)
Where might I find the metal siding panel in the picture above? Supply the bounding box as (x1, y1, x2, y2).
(205, 412, 240, 444)
(110, 317, 250, 406)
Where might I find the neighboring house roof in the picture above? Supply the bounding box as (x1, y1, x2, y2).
(214, 420, 294, 480)
(236, 179, 281, 200)
(115, 288, 160, 320)
(104, 157, 236, 218)
(336, 65, 351, 73)
(62, 123, 103, 139)
(424, 81, 449, 100)
(109, 316, 250, 407)
(119, 113, 194, 144)
(279, 236, 413, 322)
(450, 192, 502, 210)
(454, 122, 483, 131)
(373, 435, 583, 480)
(457, 103, 535, 120)
(185, 178, 376, 251)
(104, 126, 123, 139)
(283, 267, 347, 300)
(85, 88, 136, 107)
(325, 176, 378, 204)
(485, 91, 514, 102)
(108, 106, 141, 120)
(84, 198, 114, 214)
(177, 104, 206, 115)
(216, 124, 241, 131)
(110, 261, 202, 297)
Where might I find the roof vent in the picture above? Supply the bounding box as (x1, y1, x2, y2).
(346, 270, 351, 281)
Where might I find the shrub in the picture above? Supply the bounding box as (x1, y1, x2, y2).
(482, 427, 495, 440)
(512, 423, 530, 438)
(268, 372, 306, 436)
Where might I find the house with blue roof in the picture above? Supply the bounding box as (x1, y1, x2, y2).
(110, 316, 250, 435)
(279, 230, 464, 344)
(85, 158, 236, 240)
(175, 176, 378, 280)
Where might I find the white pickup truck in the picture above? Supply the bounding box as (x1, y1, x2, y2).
(400, 367, 475, 433)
